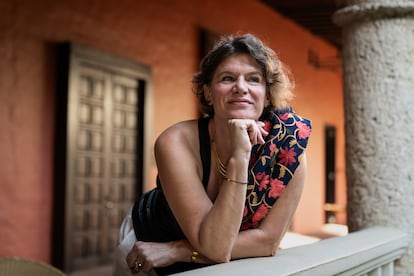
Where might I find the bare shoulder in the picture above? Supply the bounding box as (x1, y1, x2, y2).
(154, 119, 205, 192)
(154, 119, 200, 158)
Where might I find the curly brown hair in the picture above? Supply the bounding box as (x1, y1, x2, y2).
(193, 33, 294, 117)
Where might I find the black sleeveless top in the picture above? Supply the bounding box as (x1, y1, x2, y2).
(131, 117, 211, 275)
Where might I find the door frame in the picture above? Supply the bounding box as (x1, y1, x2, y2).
(52, 43, 153, 271)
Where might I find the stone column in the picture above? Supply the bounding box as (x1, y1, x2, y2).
(333, 0, 414, 273)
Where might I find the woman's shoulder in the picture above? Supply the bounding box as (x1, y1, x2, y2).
(261, 107, 311, 145)
(274, 108, 311, 126)
(154, 119, 203, 174)
(155, 119, 200, 150)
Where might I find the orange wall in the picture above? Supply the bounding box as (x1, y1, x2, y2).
(0, 0, 345, 262)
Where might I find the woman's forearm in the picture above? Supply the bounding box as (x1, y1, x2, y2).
(229, 159, 307, 260)
(230, 228, 281, 260)
(175, 228, 279, 265)
(172, 240, 213, 264)
(197, 156, 249, 262)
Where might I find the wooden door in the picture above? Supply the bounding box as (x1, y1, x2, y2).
(53, 44, 151, 272)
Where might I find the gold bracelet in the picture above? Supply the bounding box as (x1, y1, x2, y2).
(223, 176, 249, 185)
(190, 251, 199, 263)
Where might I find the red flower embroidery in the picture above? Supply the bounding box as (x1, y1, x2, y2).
(252, 205, 269, 226)
(242, 110, 311, 230)
(296, 121, 311, 139)
(263, 120, 272, 133)
(278, 147, 297, 166)
(269, 178, 285, 198)
(256, 172, 269, 191)
(279, 112, 289, 121)
(240, 223, 250, 231)
(269, 143, 277, 156)
(256, 171, 266, 180)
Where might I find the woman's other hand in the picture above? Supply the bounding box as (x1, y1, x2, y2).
(126, 240, 191, 273)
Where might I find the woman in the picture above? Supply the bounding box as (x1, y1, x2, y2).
(113, 33, 312, 275)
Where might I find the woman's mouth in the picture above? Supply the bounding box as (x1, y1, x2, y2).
(228, 99, 252, 105)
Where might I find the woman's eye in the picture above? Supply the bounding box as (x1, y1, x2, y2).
(249, 76, 262, 83)
(221, 76, 234, 82)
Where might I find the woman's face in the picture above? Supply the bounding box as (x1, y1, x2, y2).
(204, 53, 267, 121)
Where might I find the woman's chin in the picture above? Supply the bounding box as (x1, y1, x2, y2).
(227, 111, 260, 120)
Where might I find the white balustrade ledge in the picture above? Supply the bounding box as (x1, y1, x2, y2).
(175, 227, 408, 276)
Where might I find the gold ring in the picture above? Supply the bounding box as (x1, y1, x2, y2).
(134, 260, 143, 272)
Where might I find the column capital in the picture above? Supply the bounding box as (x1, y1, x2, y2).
(333, 1, 414, 26)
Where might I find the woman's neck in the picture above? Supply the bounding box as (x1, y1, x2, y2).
(210, 117, 231, 163)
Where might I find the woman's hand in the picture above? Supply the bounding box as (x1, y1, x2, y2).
(126, 240, 191, 273)
(252, 120, 269, 144)
(227, 119, 268, 155)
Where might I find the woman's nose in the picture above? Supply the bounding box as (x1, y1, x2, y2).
(233, 78, 248, 94)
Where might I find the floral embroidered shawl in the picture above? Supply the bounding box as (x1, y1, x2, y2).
(240, 108, 312, 230)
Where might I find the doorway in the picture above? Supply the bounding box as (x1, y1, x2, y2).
(52, 44, 152, 272)
(324, 125, 336, 224)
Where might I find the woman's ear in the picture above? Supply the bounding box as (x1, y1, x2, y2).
(203, 85, 212, 105)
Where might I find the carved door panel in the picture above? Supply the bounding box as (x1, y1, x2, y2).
(53, 44, 150, 272)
